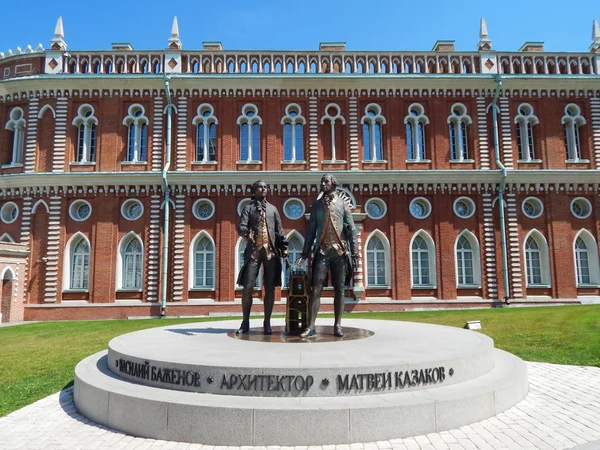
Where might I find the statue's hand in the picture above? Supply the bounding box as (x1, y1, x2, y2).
(295, 257, 305, 265)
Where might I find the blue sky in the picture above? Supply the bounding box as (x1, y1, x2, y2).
(0, 0, 597, 53)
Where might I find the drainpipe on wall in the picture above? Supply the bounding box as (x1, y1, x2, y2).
(160, 76, 174, 316)
(491, 75, 511, 305)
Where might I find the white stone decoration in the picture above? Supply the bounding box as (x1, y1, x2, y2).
(447, 103, 472, 161)
(453, 196, 476, 219)
(121, 199, 144, 221)
(68, 199, 92, 222)
(192, 104, 218, 163)
(521, 197, 544, 219)
(192, 199, 215, 220)
(283, 198, 305, 220)
(320, 103, 346, 163)
(122, 104, 149, 163)
(237, 104, 262, 163)
(571, 197, 592, 219)
(281, 104, 306, 163)
(404, 103, 429, 161)
(562, 104, 586, 162)
(514, 103, 539, 162)
(365, 198, 387, 219)
(72, 104, 98, 163)
(361, 103, 386, 162)
(0, 202, 19, 224)
(4, 107, 26, 166)
(409, 197, 431, 219)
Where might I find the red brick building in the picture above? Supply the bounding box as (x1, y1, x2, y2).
(1, 17, 599, 322)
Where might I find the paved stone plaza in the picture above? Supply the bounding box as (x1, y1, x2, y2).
(1, 362, 599, 450)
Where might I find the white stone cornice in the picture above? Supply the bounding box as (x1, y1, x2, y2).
(1, 170, 599, 198)
(2, 76, 600, 103)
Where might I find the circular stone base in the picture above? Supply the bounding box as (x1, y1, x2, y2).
(74, 319, 529, 445)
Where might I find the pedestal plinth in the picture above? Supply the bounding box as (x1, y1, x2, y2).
(74, 319, 529, 445)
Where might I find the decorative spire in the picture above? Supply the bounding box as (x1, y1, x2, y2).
(477, 17, 492, 51)
(55, 16, 64, 39)
(591, 20, 600, 52)
(172, 16, 179, 38)
(50, 16, 67, 51)
(168, 16, 182, 50)
(480, 17, 488, 39)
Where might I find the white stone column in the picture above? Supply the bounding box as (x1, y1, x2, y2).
(590, 97, 600, 169)
(348, 96, 359, 170)
(505, 193, 523, 299)
(145, 194, 161, 302)
(476, 97, 490, 169)
(24, 97, 39, 172)
(171, 194, 186, 301)
(481, 193, 498, 300)
(308, 96, 318, 170)
(176, 97, 188, 171)
(499, 97, 514, 169)
(44, 196, 62, 302)
(52, 98, 68, 172)
(151, 96, 164, 172)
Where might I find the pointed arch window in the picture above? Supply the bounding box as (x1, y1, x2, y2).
(524, 231, 551, 286)
(574, 232, 600, 286)
(120, 235, 143, 290)
(366, 233, 389, 287)
(283, 233, 304, 288)
(447, 103, 472, 161)
(193, 234, 215, 288)
(321, 103, 346, 162)
(515, 104, 539, 161)
(72, 104, 98, 163)
(5, 107, 26, 165)
(562, 104, 586, 162)
(237, 104, 262, 162)
(361, 104, 386, 162)
(411, 232, 436, 287)
(71, 238, 90, 290)
(192, 104, 218, 163)
(455, 233, 481, 287)
(282, 104, 306, 162)
(404, 104, 429, 161)
(122, 104, 149, 162)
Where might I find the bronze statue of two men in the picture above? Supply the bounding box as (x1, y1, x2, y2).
(236, 174, 358, 338)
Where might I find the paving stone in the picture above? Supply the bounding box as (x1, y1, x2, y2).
(1, 363, 600, 449)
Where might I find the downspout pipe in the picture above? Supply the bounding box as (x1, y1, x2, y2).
(491, 75, 511, 305)
(160, 75, 174, 316)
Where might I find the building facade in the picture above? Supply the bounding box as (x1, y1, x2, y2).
(1, 17, 599, 322)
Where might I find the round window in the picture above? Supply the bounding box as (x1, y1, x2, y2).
(237, 199, 252, 216)
(409, 197, 432, 219)
(283, 198, 305, 220)
(365, 198, 387, 220)
(571, 197, 592, 219)
(0, 202, 19, 224)
(453, 197, 475, 219)
(69, 200, 92, 222)
(121, 199, 144, 221)
(521, 197, 544, 219)
(193, 199, 215, 220)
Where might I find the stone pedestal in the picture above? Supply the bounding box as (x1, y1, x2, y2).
(74, 318, 529, 445)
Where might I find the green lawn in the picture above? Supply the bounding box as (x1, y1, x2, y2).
(0, 305, 599, 418)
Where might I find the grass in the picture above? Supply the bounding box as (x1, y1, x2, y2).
(0, 304, 599, 418)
